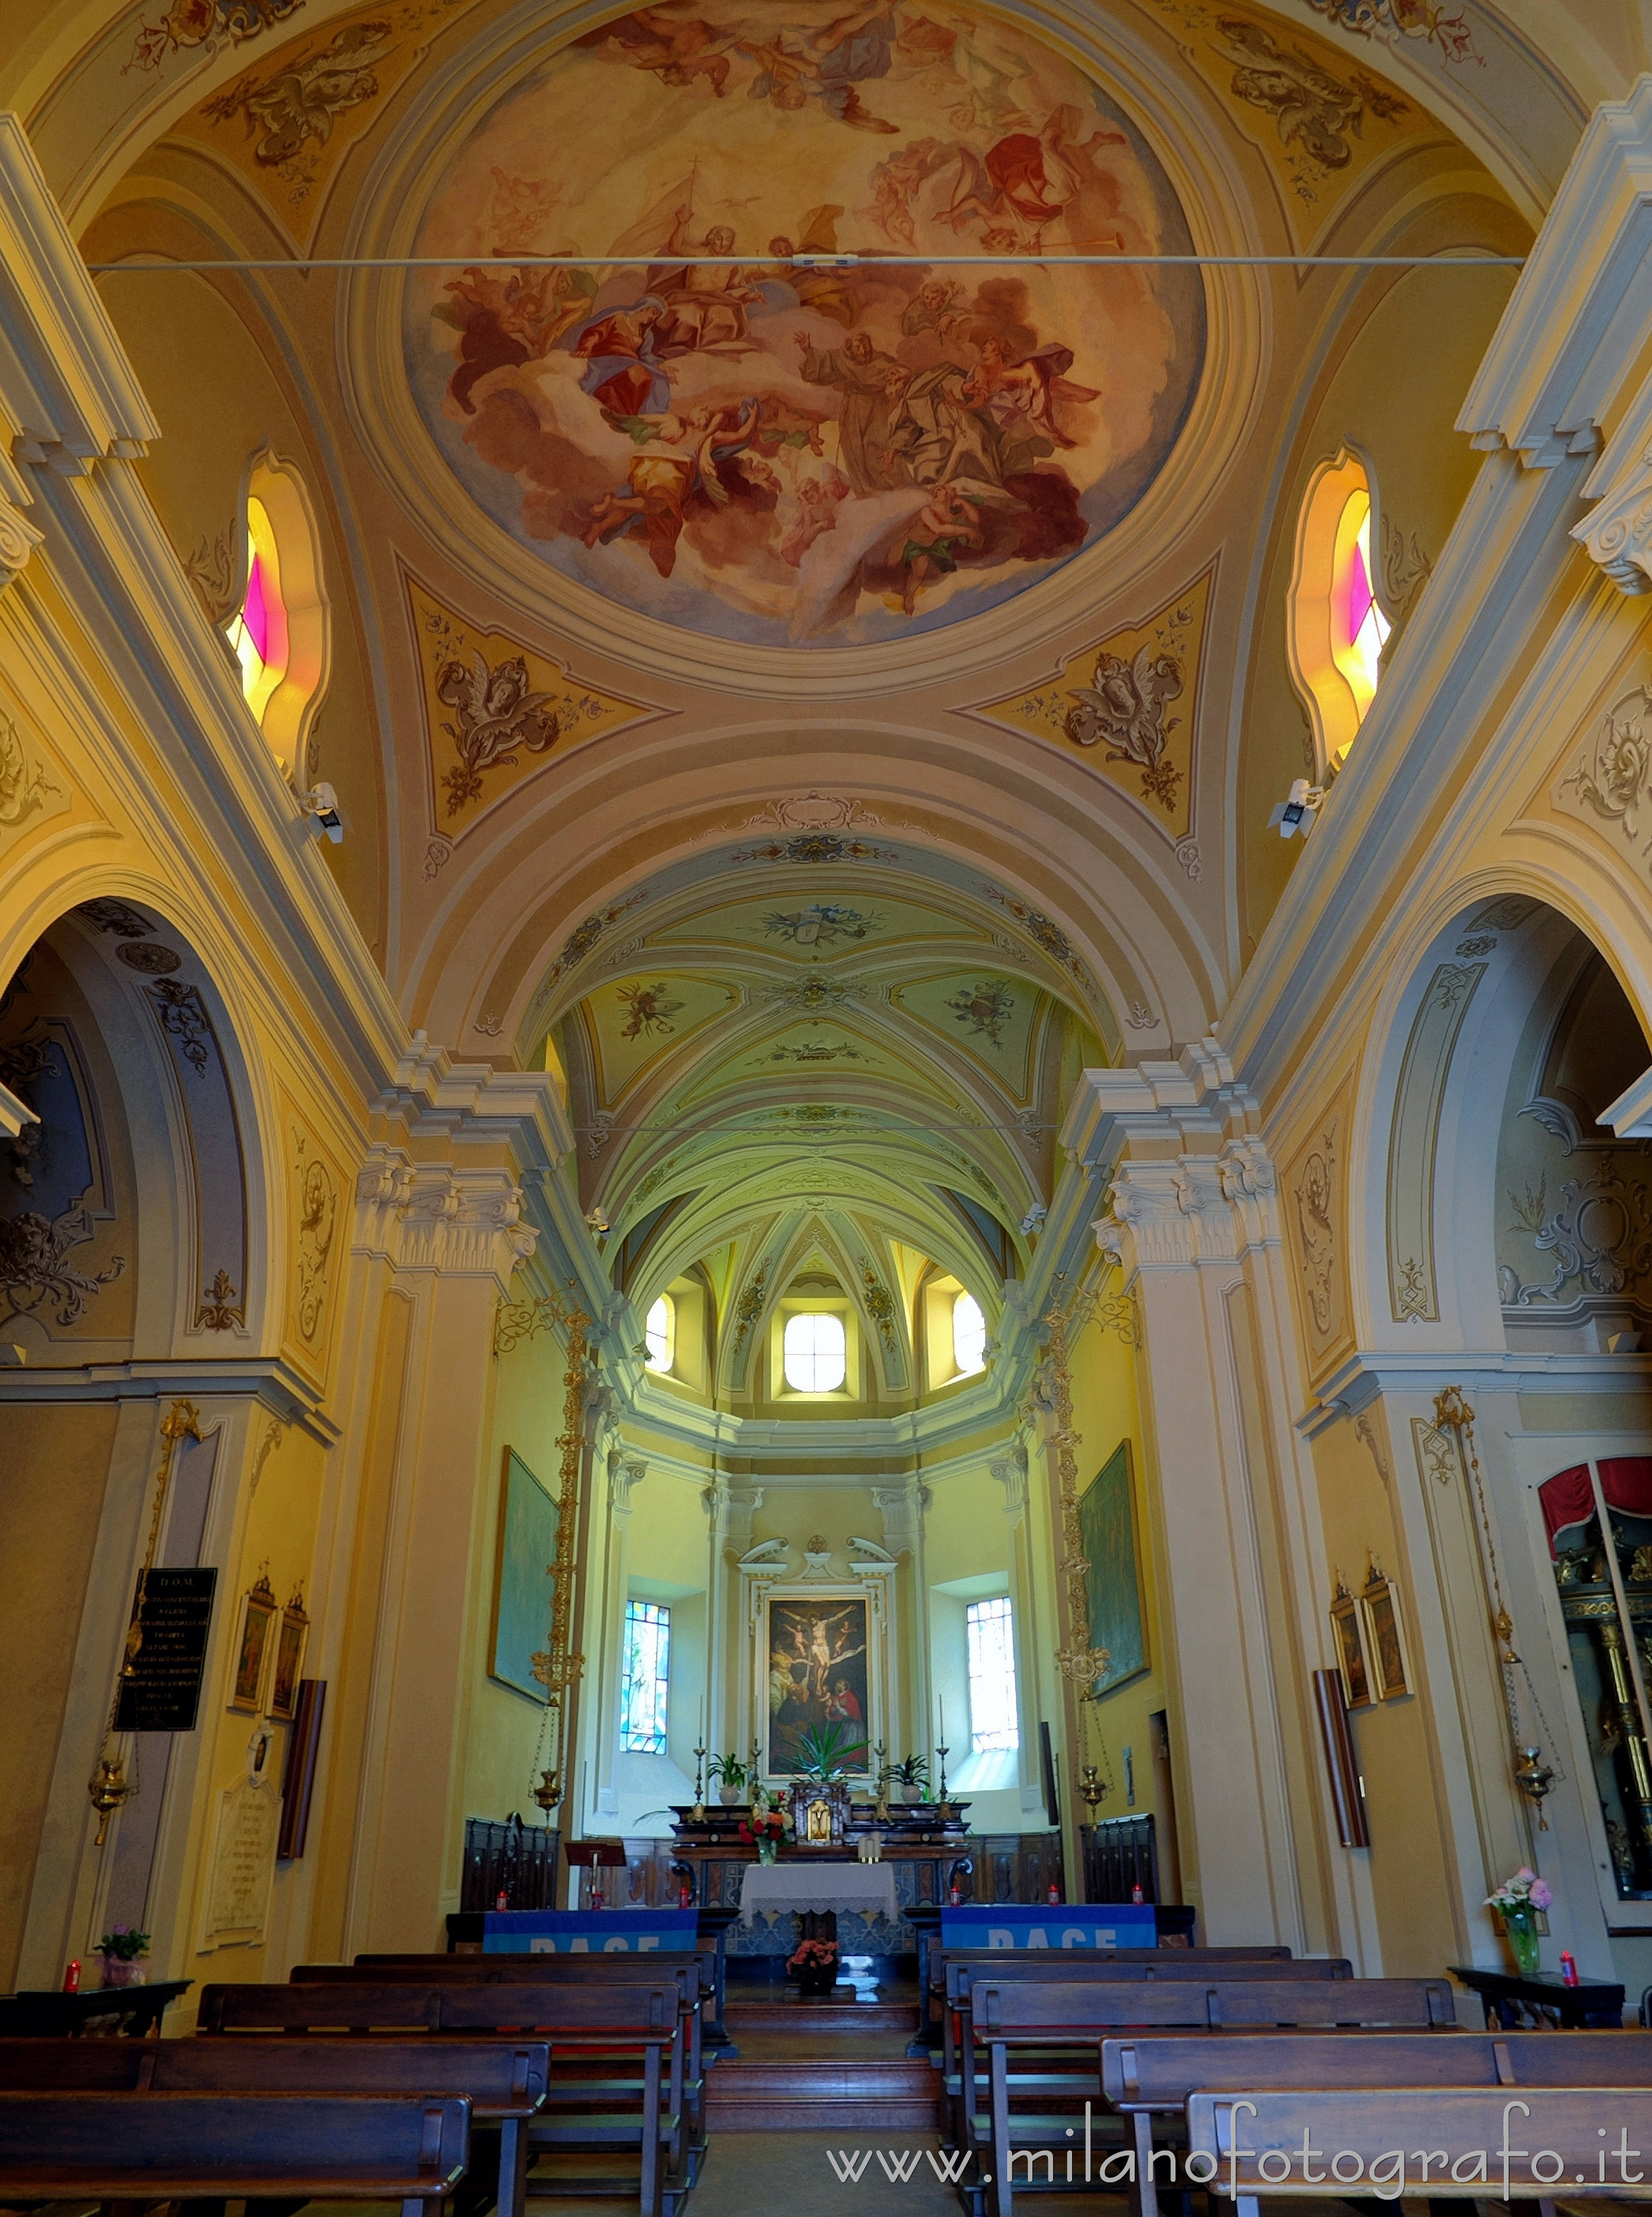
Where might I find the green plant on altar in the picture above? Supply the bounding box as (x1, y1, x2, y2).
(706, 1753, 749, 1793)
(96, 1923, 149, 1961)
(792, 1721, 869, 1783)
(889, 1754, 929, 1789)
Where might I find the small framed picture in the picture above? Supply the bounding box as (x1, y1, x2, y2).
(229, 1576, 278, 1713)
(1361, 1562, 1412, 1701)
(270, 1592, 310, 1722)
(1329, 1577, 1373, 1710)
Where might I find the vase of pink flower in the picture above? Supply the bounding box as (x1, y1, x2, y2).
(1486, 1868, 1551, 1976)
(787, 1937, 840, 1998)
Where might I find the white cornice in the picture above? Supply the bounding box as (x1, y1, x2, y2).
(0, 1355, 339, 1440)
(1298, 1346, 1652, 1436)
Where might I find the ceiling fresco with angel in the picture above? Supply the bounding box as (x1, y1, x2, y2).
(405, 0, 1205, 647)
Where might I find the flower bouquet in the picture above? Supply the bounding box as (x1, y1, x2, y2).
(739, 1805, 792, 1865)
(787, 1936, 840, 1997)
(96, 1923, 150, 1988)
(1486, 1867, 1552, 1975)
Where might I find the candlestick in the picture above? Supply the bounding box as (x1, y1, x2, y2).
(691, 1740, 707, 1824)
(936, 1742, 950, 1815)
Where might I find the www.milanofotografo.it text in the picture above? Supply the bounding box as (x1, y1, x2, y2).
(824, 2104, 1651, 2196)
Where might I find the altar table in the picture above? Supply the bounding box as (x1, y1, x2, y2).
(738, 1861, 899, 1922)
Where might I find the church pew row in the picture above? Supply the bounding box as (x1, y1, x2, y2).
(0, 2038, 546, 2217)
(934, 1950, 1353, 2093)
(291, 1954, 709, 2177)
(1185, 2085, 1652, 2210)
(957, 1978, 1457, 2216)
(913, 1941, 1293, 2045)
(0, 2090, 471, 2217)
(199, 1982, 684, 2217)
(1102, 2030, 1652, 2217)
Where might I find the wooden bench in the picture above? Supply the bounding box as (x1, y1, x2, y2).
(936, 1952, 1353, 2112)
(0, 2037, 545, 2217)
(1103, 2029, 1652, 2217)
(965, 1979, 1457, 2217)
(291, 1956, 709, 2178)
(200, 1982, 682, 2217)
(0, 2089, 469, 2217)
(1186, 2084, 1652, 2208)
(914, 1943, 1294, 2061)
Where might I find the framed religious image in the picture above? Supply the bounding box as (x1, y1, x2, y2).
(228, 1574, 279, 1713)
(1329, 1576, 1372, 1710)
(1361, 1561, 1412, 1701)
(270, 1591, 309, 1722)
(1080, 1440, 1149, 1694)
(763, 1590, 875, 1780)
(490, 1449, 559, 1700)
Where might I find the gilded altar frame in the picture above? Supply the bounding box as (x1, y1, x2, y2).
(742, 1570, 893, 1788)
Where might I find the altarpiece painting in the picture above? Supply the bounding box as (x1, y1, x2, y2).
(763, 1590, 874, 1777)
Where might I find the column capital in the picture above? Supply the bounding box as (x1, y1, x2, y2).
(871, 1480, 929, 1556)
(704, 1479, 764, 1556)
(354, 1148, 536, 1283)
(1094, 1132, 1279, 1275)
(988, 1441, 1029, 1522)
(610, 1455, 646, 1519)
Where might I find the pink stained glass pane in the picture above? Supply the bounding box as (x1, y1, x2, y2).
(1346, 537, 1373, 645)
(242, 553, 270, 663)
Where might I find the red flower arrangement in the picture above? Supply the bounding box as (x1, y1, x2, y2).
(738, 1808, 791, 1846)
(786, 1938, 839, 1973)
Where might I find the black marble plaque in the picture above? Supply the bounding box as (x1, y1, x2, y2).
(114, 1567, 217, 1732)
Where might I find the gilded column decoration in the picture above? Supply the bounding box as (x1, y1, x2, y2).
(527, 1289, 593, 1819)
(1038, 1280, 1112, 1691)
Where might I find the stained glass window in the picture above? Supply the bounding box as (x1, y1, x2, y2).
(967, 1595, 1018, 1752)
(953, 1291, 986, 1375)
(1330, 491, 1390, 724)
(1287, 452, 1393, 773)
(644, 1295, 673, 1372)
(225, 494, 290, 730)
(783, 1310, 846, 1393)
(621, 1598, 670, 1754)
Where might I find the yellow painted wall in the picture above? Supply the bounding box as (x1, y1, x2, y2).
(0, 1405, 120, 1989)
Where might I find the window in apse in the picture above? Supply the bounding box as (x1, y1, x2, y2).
(644, 1295, 674, 1372)
(621, 1600, 671, 1753)
(225, 494, 289, 730)
(967, 1595, 1019, 1752)
(953, 1291, 987, 1375)
(783, 1310, 846, 1393)
(221, 452, 329, 782)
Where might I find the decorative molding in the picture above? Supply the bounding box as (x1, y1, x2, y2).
(0, 715, 65, 832)
(1503, 1159, 1652, 1306)
(610, 1456, 646, 1520)
(0, 1202, 126, 1326)
(989, 1442, 1030, 1521)
(290, 1124, 339, 1355)
(195, 1267, 244, 1332)
(1575, 435, 1652, 592)
(0, 496, 43, 592)
(1556, 685, 1652, 872)
(1354, 1412, 1389, 1486)
(871, 1482, 929, 1558)
(250, 1417, 286, 1495)
(356, 1148, 537, 1281)
(1290, 1125, 1339, 1341)
(1386, 960, 1486, 1323)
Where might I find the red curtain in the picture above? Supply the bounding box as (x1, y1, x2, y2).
(1538, 1458, 1652, 1556)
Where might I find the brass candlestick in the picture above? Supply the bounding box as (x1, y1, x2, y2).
(935, 1742, 951, 1818)
(691, 1741, 707, 1824)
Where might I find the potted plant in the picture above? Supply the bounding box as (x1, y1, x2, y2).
(96, 1923, 150, 1988)
(1487, 1867, 1552, 1975)
(787, 1936, 841, 1998)
(739, 1805, 792, 1865)
(707, 1753, 748, 1807)
(792, 1721, 869, 1783)
(890, 1754, 929, 1805)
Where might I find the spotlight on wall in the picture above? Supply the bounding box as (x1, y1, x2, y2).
(302, 782, 343, 843)
(585, 1206, 610, 1237)
(1268, 778, 1324, 839)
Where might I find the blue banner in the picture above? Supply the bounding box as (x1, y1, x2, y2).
(483, 1909, 698, 1954)
(940, 1904, 1158, 1950)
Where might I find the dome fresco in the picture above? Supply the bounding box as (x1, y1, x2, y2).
(404, 0, 1206, 647)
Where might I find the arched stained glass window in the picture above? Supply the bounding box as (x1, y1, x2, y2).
(1288, 450, 1392, 774)
(222, 450, 330, 781)
(644, 1294, 673, 1372)
(952, 1290, 987, 1375)
(783, 1310, 846, 1393)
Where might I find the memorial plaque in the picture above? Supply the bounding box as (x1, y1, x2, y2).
(204, 1773, 279, 1942)
(114, 1567, 216, 1732)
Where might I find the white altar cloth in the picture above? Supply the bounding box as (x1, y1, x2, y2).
(738, 1861, 899, 1921)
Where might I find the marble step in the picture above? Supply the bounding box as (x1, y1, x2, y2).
(726, 1997, 918, 2033)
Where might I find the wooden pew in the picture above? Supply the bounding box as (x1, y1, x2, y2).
(291, 1955, 710, 2180)
(936, 1952, 1353, 2120)
(1185, 2084, 1652, 2208)
(0, 2089, 469, 2217)
(200, 1982, 682, 2217)
(966, 1979, 1456, 2217)
(1103, 2029, 1652, 2217)
(0, 2037, 545, 2217)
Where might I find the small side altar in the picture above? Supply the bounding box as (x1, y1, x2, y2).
(669, 1802, 971, 1957)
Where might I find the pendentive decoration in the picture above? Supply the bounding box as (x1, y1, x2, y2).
(88, 1398, 202, 1845)
(527, 1289, 593, 1820)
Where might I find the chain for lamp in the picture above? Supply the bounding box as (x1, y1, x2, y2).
(1040, 1282, 1113, 1691)
(1433, 1386, 1563, 1826)
(88, 1398, 202, 1846)
(527, 1290, 592, 1819)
